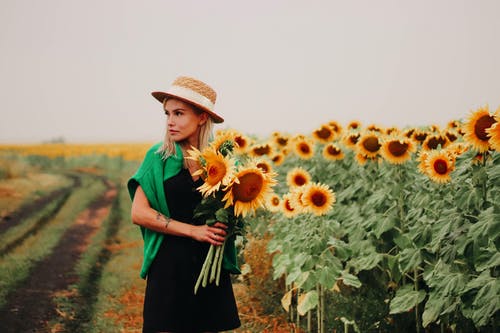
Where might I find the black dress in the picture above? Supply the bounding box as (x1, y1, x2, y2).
(143, 168, 241, 333)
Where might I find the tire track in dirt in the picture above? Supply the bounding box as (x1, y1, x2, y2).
(0, 178, 117, 333)
(0, 173, 80, 235)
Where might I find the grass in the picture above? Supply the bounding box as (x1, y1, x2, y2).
(0, 171, 73, 217)
(0, 174, 105, 309)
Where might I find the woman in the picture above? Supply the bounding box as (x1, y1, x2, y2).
(128, 76, 241, 333)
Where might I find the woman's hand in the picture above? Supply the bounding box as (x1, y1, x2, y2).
(191, 222, 227, 246)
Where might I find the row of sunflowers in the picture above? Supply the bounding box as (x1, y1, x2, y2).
(198, 105, 499, 332)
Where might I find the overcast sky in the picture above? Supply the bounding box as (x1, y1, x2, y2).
(1, 0, 499, 143)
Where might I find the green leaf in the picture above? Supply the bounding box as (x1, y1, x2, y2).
(297, 290, 319, 316)
(350, 252, 383, 273)
(422, 292, 447, 327)
(317, 265, 341, 289)
(389, 284, 426, 314)
(327, 237, 352, 260)
(374, 216, 396, 238)
(340, 271, 362, 288)
(474, 245, 500, 272)
(398, 247, 422, 273)
(215, 208, 229, 223)
(469, 280, 500, 327)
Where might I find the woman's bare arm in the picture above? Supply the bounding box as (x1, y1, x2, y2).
(131, 185, 226, 246)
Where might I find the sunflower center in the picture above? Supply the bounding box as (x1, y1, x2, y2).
(206, 161, 226, 185)
(256, 162, 270, 173)
(446, 132, 458, 142)
(232, 173, 264, 202)
(327, 145, 341, 156)
(388, 141, 409, 157)
(284, 199, 295, 212)
(271, 197, 280, 206)
(414, 133, 428, 142)
(299, 143, 311, 154)
(294, 175, 307, 186)
(235, 136, 247, 149)
(348, 134, 360, 145)
(253, 145, 271, 156)
(315, 126, 333, 139)
(311, 192, 327, 207)
(426, 136, 447, 150)
(276, 137, 288, 146)
(474, 115, 495, 141)
(363, 137, 381, 153)
(433, 159, 448, 175)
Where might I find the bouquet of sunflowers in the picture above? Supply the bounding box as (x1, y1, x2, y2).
(187, 131, 277, 294)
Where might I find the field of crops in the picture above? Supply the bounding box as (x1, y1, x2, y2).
(0, 106, 499, 332)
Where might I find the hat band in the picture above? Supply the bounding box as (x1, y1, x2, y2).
(166, 85, 215, 112)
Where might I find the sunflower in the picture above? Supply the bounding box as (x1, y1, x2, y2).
(288, 187, 308, 213)
(423, 150, 455, 184)
(250, 143, 273, 157)
(210, 130, 237, 154)
(412, 130, 429, 145)
(428, 125, 441, 133)
(347, 120, 361, 131)
(366, 124, 383, 133)
(272, 132, 290, 149)
(422, 134, 449, 150)
(447, 120, 461, 129)
(445, 130, 459, 143)
(323, 143, 344, 161)
(301, 183, 335, 216)
(385, 127, 400, 136)
(404, 128, 416, 138)
(464, 105, 496, 152)
(267, 154, 282, 166)
(232, 131, 251, 154)
(266, 194, 282, 212)
(281, 193, 299, 218)
(222, 166, 276, 217)
(446, 142, 468, 157)
(255, 159, 273, 174)
(486, 109, 500, 151)
(312, 124, 335, 143)
(286, 167, 311, 188)
(194, 149, 236, 197)
(357, 132, 381, 158)
(381, 137, 415, 164)
(292, 137, 315, 159)
(417, 151, 429, 175)
(328, 121, 343, 135)
(486, 107, 500, 150)
(355, 153, 368, 166)
(343, 132, 361, 149)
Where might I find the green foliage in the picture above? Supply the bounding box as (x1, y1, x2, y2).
(262, 142, 500, 332)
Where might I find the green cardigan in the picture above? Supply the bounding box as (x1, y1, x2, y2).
(127, 142, 240, 279)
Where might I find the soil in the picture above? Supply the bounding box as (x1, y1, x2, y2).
(0, 179, 117, 333)
(0, 174, 80, 235)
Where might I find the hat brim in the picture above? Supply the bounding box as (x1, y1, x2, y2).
(151, 91, 224, 123)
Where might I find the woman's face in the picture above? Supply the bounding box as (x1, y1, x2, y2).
(164, 98, 208, 147)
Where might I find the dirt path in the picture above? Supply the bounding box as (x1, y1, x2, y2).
(0, 180, 117, 333)
(0, 174, 80, 235)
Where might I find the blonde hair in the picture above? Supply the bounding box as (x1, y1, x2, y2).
(157, 98, 214, 160)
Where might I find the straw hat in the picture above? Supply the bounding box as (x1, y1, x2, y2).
(151, 76, 224, 123)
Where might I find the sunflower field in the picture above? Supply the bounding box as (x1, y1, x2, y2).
(233, 105, 499, 332)
(1, 106, 499, 332)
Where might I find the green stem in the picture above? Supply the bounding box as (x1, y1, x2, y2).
(210, 245, 222, 283)
(215, 241, 226, 286)
(414, 268, 420, 333)
(317, 284, 321, 333)
(194, 244, 215, 294)
(202, 245, 215, 288)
